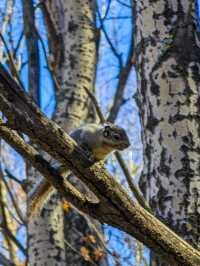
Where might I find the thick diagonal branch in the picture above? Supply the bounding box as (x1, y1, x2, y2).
(0, 64, 200, 265)
(0, 120, 96, 212)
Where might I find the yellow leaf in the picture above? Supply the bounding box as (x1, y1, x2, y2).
(80, 246, 90, 261)
(93, 248, 104, 262)
(84, 235, 96, 244)
(62, 200, 70, 212)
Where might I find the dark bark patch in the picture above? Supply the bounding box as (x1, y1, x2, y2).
(175, 152, 194, 180)
(150, 81, 160, 96)
(161, 72, 167, 79)
(172, 129, 177, 138)
(49, 228, 57, 245)
(69, 54, 76, 70)
(146, 116, 160, 133)
(159, 148, 171, 177)
(146, 104, 161, 133)
(182, 133, 195, 147)
(158, 132, 163, 144)
(68, 21, 78, 33)
(167, 70, 178, 78)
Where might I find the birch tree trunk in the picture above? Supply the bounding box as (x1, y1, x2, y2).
(135, 1, 200, 265)
(28, 1, 107, 265)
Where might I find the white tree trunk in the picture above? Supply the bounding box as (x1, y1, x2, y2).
(28, 1, 107, 265)
(135, 0, 200, 264)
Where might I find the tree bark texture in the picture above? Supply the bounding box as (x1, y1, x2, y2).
(0, 65, 200, 265)
(22, 0, 40, 105)
(135, 0, 200, 264)
(27, 0, 106, 265)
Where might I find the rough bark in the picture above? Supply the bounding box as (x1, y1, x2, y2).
(28, 0, 106, 265)
(135, 0, 200, 265)
(0, 64, 200, 266)
(22, 1, 65, 265)
(22, 0, 40, 105)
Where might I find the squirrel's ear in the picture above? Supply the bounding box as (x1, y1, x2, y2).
(103, 129, 110, 137)
(104, 125, 111, 131)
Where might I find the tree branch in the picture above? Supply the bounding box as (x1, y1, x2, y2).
(107, 1, 134, 123)
(0, 222, 26, 256)
(0, 253, 16, 266)
(0, 170, 26, 224)
(0, 64, 200, 265)
(0, 119, 98, 214)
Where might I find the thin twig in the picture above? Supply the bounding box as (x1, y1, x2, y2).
(4, 169, 24, 187)
(0, 165, 17, 261)
(0, 222, 26, 255)
(107, 1, 134, 123)
(13, 30, 24, 59)
(33, 26, 60, 90)
(0, 33, 24, 90)
(96, 4, 123, 68)
(1, 173, 27, 224)
(116, 0, 132, 8)
(115, 152, 152, 213)
(83, 87, 105, 124)
(0, 253, 16, 266)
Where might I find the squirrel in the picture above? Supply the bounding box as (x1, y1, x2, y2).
(29, 123, 130, 215)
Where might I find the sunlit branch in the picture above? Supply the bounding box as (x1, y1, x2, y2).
(0, 253, 16, 266)
(0, 119, 98, 214)
(1, 172, 26, 224)
(0, 222, 26, 256)
(0, 167, 16, 261)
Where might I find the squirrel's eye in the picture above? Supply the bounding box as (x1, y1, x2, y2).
(103, 130, 109, 137)
(104, 125, 111, 131)
(112, 133, 121, 140)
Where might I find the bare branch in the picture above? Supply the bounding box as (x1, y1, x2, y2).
(33, 26, 60, 90)
(107, 2, 134, 123)
(0, 33, 24, 90)
(0, 222, 26, 256)
(114, 151, 151, 212)
(22, 0, 40, 104)
(4, 169, 24, 187)
(97, 4, 123, 67)
(0, 64, 200, 265)
(13, 31, 24, 60)
(116, 0, 132, 9)
(1, 171, 26, 224)
(0, 253, 16, 266)
(0, 119, 98, 214)
(0, 167, 16, 261)
(83, 86, 106, 124)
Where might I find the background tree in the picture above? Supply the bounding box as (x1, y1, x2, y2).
(135, 0, 200, 265)
(0, 0, 139, 265)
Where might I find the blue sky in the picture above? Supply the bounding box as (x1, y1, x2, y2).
(1, 0, 199, 265)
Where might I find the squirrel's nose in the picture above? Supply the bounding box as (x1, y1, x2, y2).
(125, 139, 131, 148)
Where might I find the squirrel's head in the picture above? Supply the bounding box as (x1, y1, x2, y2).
(101, 123, 130, 151)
